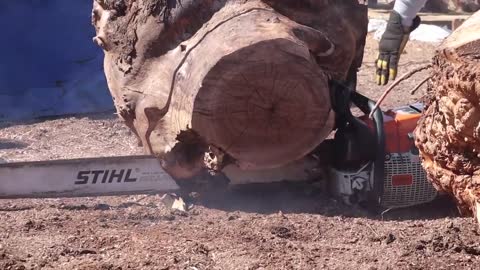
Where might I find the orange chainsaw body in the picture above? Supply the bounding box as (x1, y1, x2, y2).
(360, 104, 423, 154)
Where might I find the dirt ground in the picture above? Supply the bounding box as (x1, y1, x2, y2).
(1, 33, 480, 270)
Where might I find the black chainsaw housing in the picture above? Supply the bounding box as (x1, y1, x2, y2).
(328, 75, 385, 207)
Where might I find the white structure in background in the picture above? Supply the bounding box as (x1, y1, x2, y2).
(369, 19, 452, 43)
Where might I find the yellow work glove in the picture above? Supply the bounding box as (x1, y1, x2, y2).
(376, 11, 421, 85)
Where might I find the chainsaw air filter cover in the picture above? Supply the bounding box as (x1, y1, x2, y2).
(371, 103, 438, 208)
(382, 152, 437, 208)
(378, 103, 437, 208)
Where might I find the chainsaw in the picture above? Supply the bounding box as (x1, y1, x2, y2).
(0, 80, 438, 210)
(324, 77, 438, 209)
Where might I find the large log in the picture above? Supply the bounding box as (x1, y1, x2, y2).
(414, 11, 480, 222)
(92, 0, 368, 178)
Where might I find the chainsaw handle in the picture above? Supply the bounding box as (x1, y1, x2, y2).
(329, 73, 386, 206)
(368, 96, 385, 205)
(350, 92, 385, 205)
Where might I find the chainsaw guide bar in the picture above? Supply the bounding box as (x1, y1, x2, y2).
(0, 155, 179, 199)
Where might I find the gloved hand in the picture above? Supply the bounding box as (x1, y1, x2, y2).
(376, 11, 421, 85)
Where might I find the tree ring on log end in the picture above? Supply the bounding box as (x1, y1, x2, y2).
(192, 39, 335, 170)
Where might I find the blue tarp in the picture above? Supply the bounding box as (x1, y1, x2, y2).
(0, 0, 114, 121)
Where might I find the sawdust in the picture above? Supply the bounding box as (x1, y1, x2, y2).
(1, 35, 479, 269)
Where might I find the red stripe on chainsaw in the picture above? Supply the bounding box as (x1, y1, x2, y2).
(391, 174, 413, 186)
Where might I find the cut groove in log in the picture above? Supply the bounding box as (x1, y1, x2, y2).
(414, 11, 480, 221)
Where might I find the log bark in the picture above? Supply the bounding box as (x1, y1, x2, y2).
(451, 0, 480, 12)
(414, 11, 480, 221)
(92, 0, 368, 178)
(423, 0, 480, 13)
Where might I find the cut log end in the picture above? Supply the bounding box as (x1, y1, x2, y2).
(193, 39, 334, 170)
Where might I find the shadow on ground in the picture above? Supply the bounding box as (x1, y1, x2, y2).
(187, 180, 460, 222)
(0, 139, 29, 150)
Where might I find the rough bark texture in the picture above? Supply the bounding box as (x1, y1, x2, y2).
(452, 0, 480, 12)
(415, 11, 480, 222)
(424, 0, 480, 12)
(91, 0, 368, 178)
